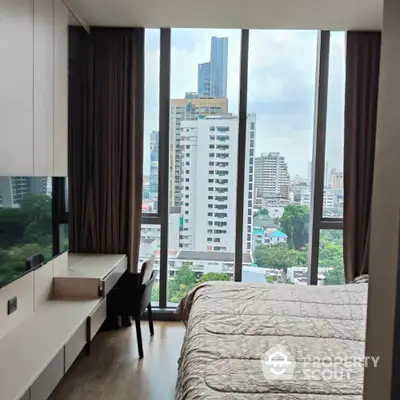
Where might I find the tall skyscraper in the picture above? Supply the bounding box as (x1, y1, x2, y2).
(255, 153, 290, 198)
(197, 62, 211, 97)
(210, 37, 228, 97)
(170, 94, 229, 206)
(180, 114, 255, 254)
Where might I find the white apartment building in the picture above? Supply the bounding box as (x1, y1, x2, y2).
(255, 152, 290, 198)
(179, 114, 255, 253)
(301, 189, 337, 209)
(140, 207, 181, 250)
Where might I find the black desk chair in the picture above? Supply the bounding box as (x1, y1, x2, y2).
(107, 259, 156, 359)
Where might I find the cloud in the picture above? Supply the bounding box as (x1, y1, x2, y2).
(143, 29, 346, 178)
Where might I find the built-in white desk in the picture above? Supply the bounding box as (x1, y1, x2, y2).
(0, 253, 127, 400)
(54, 254, 128, 299)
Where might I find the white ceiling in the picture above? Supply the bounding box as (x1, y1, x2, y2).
(67, 0, 383, 30)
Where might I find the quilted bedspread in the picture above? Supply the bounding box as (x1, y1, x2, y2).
(175, 281, 368, 399)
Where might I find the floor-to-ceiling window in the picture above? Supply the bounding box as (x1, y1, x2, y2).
(166, 29, 241, 305)
(243, 30, 318, 284)
(140, 29, 346, 307)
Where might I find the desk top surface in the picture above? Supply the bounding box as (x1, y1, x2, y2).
(63, 253, 127, 280)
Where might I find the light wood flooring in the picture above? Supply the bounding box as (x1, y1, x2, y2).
(50, 321, 185, 400)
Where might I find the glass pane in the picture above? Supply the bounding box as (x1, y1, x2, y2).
(61, 224, 69, 251)
(142, 29, 160, 214)
(318, 229, 344, 285)
(139, 223, 161, 306)
(247, 30, 318, 284)
(323, 31, 345, 218)
(0, 177, 53, 287)
(167, 28, 240, 305)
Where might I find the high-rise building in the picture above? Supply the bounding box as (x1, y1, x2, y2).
(0, 177, 47, 207)
(210, 37, 228, 97)
(197, 62, 211, 97)
(255, 152, 290, 198)
(330, 168, 344, 190)
(179, 114, 255, 253)
(170, 94, 229, 206)
(149, 130, 159, 200)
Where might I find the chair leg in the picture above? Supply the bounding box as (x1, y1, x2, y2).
(134, 315, 144, 359)
(148, 303, 154, 336)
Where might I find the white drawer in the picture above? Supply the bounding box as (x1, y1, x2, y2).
(89, 298, 107, 341)
(30, 349, 64, 400)
(102, 259, 127, 297)
(65, 321, 87, 372)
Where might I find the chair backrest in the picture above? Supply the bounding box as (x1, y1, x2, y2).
(25, 253, 45, 271)
(139, 258, 154, 285)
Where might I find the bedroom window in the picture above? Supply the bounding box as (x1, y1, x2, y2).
(241, 30, 318, 284)
(323, 31, 345, 219)
(137, 28, 346, 311)
(166, 27, 241, 306)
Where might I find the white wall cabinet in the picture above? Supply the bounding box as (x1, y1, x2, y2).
(0, 0, 69, 178)
(54, 0, 69, 177)
(34, 0, 55, 176)
(0, 0, 34, 176)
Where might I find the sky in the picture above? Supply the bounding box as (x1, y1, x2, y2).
(143, 29, 345, 178)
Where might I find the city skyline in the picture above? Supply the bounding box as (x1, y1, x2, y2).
(143, 29, 345, 178)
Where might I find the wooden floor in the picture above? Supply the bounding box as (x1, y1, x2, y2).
(51, 321, 185, 400)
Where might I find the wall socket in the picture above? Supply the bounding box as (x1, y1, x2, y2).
(7, 296, 17, 315)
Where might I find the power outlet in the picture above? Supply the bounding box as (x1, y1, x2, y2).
(7, 296, 17, 315)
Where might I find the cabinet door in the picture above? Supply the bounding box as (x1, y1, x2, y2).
(54, 0, 68, 177)
(34, 0, 54, 176)
(0, 0, 34, 176)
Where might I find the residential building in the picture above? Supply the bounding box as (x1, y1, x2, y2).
(255, 152, 290, 198)
(210, 36, 228, 97)
(170, 94, 229, 206)
(140, 207, 181, 250)
(197, 62, 211, 96)
(179, 114, 255, 253)
(149, 131, 159, 199)
(330, 168, 344, 189)
(253, 228, 287, 250)
(0, 177, 47, 207)
(300, 189, 337, 209)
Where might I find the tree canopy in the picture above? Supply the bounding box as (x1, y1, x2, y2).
(280, 205, 310, 249)
(0, 194, 52, 286)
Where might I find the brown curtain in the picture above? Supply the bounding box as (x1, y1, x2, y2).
(343, 31, 381, 282)
(69, 28, 144, 272)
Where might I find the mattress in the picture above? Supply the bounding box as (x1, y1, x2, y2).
(175, 281, 368, 399)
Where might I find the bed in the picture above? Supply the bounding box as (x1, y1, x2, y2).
(175, 281, 368, 399)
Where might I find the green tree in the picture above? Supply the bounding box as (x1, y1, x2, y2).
(198, 272, 230, 284)
(280, 205, 310, 249)
(168, 263, 197, 304)
(324, 264, 345, 285)
(254, 243, 307, 272)
(0, 193, 53, 286)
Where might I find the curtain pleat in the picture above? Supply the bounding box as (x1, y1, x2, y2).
(343, 31, 381, 282)
(69, 28, 144, 272)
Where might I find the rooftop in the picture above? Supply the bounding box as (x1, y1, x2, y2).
(177, 250, 252, 263)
